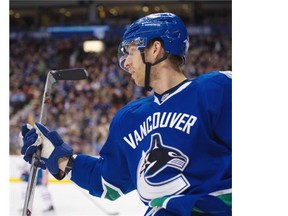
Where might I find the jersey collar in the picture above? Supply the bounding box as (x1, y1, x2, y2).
(153, 79, 192, 105)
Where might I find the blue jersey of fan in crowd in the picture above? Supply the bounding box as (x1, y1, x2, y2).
(70, 71, 232, 216)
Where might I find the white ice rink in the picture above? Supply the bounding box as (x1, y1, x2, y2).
(9, 156, 147, 216)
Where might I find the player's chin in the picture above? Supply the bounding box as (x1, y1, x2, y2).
(134, 80, 144, 87)
(134, 79, 144, 87)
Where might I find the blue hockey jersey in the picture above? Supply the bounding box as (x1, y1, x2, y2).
(70, 71, 232, 216)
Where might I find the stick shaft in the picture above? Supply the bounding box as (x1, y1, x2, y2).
(22, 149, 41, 216)
(22, 72, 56, 216)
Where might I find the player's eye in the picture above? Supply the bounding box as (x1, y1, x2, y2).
(128, 49, 135, 56)
(127, 46, 137, 56)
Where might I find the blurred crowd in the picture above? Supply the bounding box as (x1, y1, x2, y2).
(10, 32, 231, 155)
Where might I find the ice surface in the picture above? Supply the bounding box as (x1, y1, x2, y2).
(10, 182, 147, 216)
(9, 155, 147, 216)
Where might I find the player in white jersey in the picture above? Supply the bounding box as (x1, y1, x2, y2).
(19, 164, 55, 212)
(20, 13, 232, 215)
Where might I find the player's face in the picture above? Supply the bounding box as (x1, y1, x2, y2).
(124, 45, 146, 87)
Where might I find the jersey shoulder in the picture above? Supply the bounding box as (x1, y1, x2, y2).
(111, 95, 154, 125)
(193, 70, 231, 82)
(191, 70, 232, 90)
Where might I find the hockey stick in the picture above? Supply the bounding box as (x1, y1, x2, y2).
(22, 68, 88, 216)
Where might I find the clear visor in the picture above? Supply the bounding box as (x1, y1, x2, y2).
(117, 37, 147, 72)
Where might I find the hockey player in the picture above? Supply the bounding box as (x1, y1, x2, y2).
(20, 13, 232, 215)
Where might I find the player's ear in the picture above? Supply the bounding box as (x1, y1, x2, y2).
(145, 40, 164, 63)
(152, 41, 162, 55)
(148, 41, 164, 63)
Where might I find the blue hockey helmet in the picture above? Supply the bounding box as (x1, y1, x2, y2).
(118, 12, 189, 72)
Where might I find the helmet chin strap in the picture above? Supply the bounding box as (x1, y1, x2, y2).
(141, 52, 169, 91)
(144, 62, 152, 91)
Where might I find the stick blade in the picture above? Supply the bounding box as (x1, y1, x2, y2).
(51, 68, 88, 81)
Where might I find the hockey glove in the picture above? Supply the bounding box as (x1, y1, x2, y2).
(33, 122, 73, 176)
(20, 123, 46, 169)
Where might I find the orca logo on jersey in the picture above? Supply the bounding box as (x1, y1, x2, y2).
(137, 133, 190, 202)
